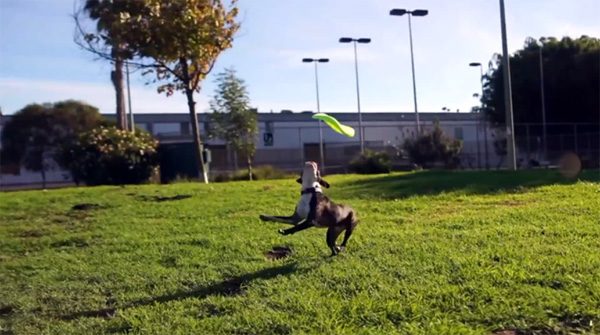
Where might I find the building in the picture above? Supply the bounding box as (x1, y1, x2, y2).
(1, 111, 496, 189)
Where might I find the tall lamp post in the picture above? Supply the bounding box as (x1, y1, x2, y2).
(498, 0, 517, 170)
(303, 58, 329, 172)
(390, 8, 428, 135)
(339, 37, 371, 153)
(469, 62, 490, 169)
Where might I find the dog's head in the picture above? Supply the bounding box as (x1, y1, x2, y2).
(296, 161, 330, 189)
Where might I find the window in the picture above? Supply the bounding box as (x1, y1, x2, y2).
(454, 127, 463, 140)
(180, 122, 190, 135)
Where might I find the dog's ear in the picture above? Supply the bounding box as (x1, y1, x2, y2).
(319, 178, 330, 188)
(296, 177, 302, 184)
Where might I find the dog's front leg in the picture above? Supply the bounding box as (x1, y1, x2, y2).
(279, 219, 314, 235)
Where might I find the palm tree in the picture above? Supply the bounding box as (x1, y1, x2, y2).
(81, 0, 130, 130)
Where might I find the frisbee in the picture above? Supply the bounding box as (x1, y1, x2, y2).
(312, 113, 355, 138)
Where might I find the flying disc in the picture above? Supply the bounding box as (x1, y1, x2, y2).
(312, 113, 355, 138)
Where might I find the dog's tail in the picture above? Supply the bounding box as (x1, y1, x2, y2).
(344, 209, 358, 228)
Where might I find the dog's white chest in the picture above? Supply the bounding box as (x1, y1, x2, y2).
(295, 194, 313, 219)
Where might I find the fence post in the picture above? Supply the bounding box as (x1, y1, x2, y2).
(573, 124, 578, 154)
(587, 133, 592, 158)
(298, 127, 304, 166)
(525, 124, 531, 164)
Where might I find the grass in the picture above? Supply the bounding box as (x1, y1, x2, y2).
(1, 169, 599, 335)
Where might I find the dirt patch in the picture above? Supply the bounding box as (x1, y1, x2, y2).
(265, 246, 293, 260)
(0, 305, 14, 316)
(71, 203, 103, 211)
(50, 237, 90, 249)
(136, 194, 192, 202)
(217, 278, 245, 296)
(17, 229, 45, 238)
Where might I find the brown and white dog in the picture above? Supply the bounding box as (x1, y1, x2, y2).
(259, 161, 358, 256)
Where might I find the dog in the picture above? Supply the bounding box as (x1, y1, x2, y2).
(259, 161, 358, 256)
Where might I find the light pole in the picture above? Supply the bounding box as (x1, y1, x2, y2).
(498, 0, 517, 170)
(125, 61, 135, 134)
(303, 58, 329, 172)
(537, 41, 548, 161)
(390, 8, 428, 135)
(470, 62, 490, 169)
(339, 37, 371, 153)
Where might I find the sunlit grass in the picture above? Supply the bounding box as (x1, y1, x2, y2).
(1, 170, 599, 334)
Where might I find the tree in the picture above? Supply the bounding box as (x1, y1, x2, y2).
(209, 68, 258, 180)
(65, 126, 158, 186)
(132, 0, 240, 184)
(403, 122, 463, 169)
(481, 36, 600, 130)
(0, 101, 103, 188)
(74, 0, 147, 130)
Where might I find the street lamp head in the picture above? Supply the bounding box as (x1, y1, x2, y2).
(389, 8, 407, 16)
(317, 58, 329, 63)
(357, 38, 371, 44)
(302, 58, 314, 63)
(339, 37, 353, 43)
(469, 62, 482, 67)
(411, 9, 428, 16)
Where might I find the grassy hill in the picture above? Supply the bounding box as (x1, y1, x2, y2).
(1, 170, 599, 334)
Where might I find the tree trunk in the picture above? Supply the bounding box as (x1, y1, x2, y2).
(233, 150, 239, 170)
(247, 156, 253, 181)
(180, 58, 208, 184)
(111, 53, 128, 130)
(40, 168, 46, 190)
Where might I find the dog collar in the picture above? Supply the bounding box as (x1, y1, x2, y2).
(301, 187, 322, 195)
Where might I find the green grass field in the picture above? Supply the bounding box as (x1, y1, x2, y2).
(1, 170, 599, 334)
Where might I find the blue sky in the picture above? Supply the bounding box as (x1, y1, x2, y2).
(1, 0, 599, 115)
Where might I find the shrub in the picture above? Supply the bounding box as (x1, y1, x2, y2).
(348, 150, 392, 174)
(213, 165, 293, 182)
(403, 122, 462, 169)
(65, 126, 159, 185)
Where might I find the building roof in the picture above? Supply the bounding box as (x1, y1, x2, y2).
(121, 112, 479, 123)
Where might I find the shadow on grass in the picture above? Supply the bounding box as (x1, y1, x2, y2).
(339, 169, 600, 199)
(61, 262, 298, 321)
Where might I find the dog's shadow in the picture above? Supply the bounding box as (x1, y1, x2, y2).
(61, 262, 301, 321)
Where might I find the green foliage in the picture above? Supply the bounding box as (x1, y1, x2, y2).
(0, 101, 102, 185)
(348, 150, 392, 174)
(65, 126, 159, 185)
(213, 165, 293, 182)
(403, 122, 463, 169)
(481, 36, 600, 130)
(209, 68, 258, 179)
(133, 0, 240, 96)
(1, 170, 599, 334)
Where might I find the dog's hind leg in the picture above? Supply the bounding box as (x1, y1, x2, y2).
(259, 213, 302, 225)
(339, 213, 358, 252)
(326, 226, 345, 256)
(279, 219, 314, 235)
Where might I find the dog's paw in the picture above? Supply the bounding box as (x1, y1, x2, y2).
(278, 229, 287, 235)
(337, 246, 345, 253)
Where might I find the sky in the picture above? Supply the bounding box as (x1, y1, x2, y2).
(1, 0, 599, 115)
